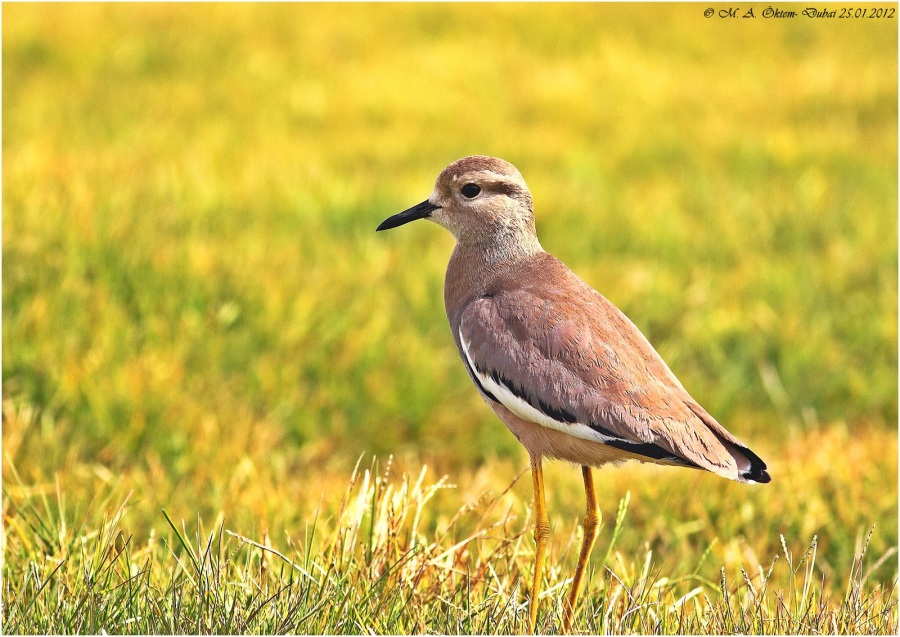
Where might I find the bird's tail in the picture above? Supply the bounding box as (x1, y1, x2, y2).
(715, 436, 771, 484)
(685, 401, 771, 484)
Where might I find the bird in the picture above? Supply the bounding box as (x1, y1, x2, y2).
(376, 155, 771, 633)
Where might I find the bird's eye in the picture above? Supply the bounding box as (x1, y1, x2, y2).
(461, 183, 481, 198)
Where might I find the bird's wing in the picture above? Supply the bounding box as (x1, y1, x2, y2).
(457, 268, 769, 483)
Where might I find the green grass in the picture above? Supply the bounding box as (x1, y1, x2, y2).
(3, 3, 898, 633)
(3, 457, 897, 634)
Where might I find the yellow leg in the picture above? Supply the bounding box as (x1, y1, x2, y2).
(562, 466, 601, 632)
(528, 456, 550, 634)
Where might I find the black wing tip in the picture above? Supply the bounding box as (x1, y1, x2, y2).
(740, 449, 772, 484)
(743, 467, 772, 484)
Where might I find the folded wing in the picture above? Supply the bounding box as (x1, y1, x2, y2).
(457, 269, 770, 484)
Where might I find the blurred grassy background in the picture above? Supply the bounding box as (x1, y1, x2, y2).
(3, 1, 897, 602)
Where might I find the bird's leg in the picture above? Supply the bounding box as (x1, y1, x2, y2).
(562, 465, 601, 632)
(528, 456, 550, 633)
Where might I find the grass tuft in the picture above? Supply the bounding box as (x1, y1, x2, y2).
(3, 460, 897, 634)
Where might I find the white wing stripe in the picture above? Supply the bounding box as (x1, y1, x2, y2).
(459, 330, 617, 445)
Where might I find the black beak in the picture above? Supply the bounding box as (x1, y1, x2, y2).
(376, 200, 441, 231)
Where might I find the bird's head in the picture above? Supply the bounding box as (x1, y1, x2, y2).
(377, 156, 539, 251)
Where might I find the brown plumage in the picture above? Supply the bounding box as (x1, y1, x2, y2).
(377, 155, 770, 632)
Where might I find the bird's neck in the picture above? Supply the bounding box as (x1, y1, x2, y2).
(462, 226, 544, 268)
(444, 233, 544, 327)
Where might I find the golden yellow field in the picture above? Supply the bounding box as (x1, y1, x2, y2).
(3, 3, 897, 633)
